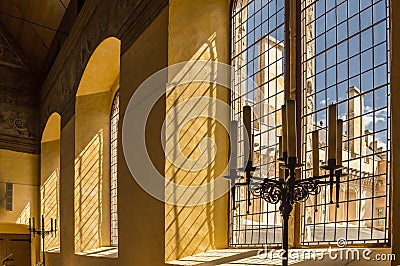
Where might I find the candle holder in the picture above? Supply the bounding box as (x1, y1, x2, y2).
(29, 215, 57, 266)
(226, 103, 346, 266)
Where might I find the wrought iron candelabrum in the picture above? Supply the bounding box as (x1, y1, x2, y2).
(29, 215, 57, 266)
(227, 100, 346, 266)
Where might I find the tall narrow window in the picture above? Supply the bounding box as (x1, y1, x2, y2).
(231, 0, 286, 246)
(41, 113, 61, 251)
(231, 0, 390, 248)
(111, 91, 119, 246)
(301, 0, 390, 245)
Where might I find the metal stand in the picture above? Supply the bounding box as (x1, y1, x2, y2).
(29, 215, 57, 266)
(227, 152, 346, 266)
(227, 103, 344, 266)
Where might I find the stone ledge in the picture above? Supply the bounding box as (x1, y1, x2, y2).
(45, 247, 60, 254)
(75, 246, 118, 258)
(0, 136, 40, 154)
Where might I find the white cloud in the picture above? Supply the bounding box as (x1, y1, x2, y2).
(364, 114, 386, 127)
(365, 105, 373, 112)
(376, 109, 388, 116)
(364, 115, 373, 126)
(319, 97, 330, 106)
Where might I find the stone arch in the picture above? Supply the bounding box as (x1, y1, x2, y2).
(42, 113, 61, 143)
(76, 37, 121, 97)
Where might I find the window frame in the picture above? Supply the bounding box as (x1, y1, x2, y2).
(229, 0, 391, 248)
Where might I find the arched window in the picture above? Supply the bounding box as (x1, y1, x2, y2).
(231, 0, 390, 247)
(41, 113, 61, 251)
(110, 91, 119, 246)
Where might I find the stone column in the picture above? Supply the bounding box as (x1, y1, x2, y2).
(390, 1, 400, 265)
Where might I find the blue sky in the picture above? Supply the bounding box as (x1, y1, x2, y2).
(241, 0, 390, 151)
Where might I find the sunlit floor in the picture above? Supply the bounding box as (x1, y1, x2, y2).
(232, 223, 386, 245)
(167, 248, 392, 266)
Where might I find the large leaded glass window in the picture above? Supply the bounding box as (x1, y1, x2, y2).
(111, 91, 119, 246)
(230, 0, 390, 247)
(231, 0, 286, 246)
(301, 0, 390, 245)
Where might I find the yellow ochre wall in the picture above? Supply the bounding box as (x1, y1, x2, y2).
(165, 0, 230, 262)
(0, 149, 40, 263)
(118, 6, 168, 265)
(49, 1, 231, 265)
(75, 91, 112, 252)
(47, 6, 170, 266)
(0, 150, 39, 223)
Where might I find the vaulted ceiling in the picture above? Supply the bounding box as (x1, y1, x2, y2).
(0, 1, 80, 153)
(0, 0, 71, 74)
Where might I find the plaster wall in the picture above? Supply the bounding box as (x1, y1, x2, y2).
(0, 150, 39, 222)
(0, 149, 40, 263)
(117, 6, 169, 266)
(165, 0, 230, 261)
(75, 91, 111, 252)
(47, 6, 169, 266)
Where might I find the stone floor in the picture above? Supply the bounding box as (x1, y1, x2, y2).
(168, 223, 389, 265)
(167, 248, 393, 266)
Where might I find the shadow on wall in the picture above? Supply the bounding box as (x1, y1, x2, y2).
(73, 36, 120, 254)
(165, 31, 229, 261)
(74, 130, 103, 252)
(41, 169, 60, 250)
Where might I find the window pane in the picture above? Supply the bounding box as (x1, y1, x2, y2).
(230, 0, 285, 246)
(301, 0, 390, 245)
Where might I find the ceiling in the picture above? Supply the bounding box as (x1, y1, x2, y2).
(0, 0, 71, 73)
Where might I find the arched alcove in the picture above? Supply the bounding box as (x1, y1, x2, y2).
(76, 37, 121, 97)
(74, 37, 120, 253)
(41, 112, 61, 251)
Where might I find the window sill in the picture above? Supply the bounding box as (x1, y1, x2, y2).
(76, 246, 118, 258)
(45, 247, 60, 254)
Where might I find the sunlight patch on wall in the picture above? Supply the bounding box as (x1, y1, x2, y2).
(41, 169, 60, 250)
(165, 30, 229, 260)
(74, 130, 104, 252)
(16, 201, 30, 225)
(189, 32, 217, 62)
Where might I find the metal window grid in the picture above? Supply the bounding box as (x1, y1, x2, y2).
(300, 0, 390, 245)
(230, 0, 286, 247)
(230, 0, 390, 247)
(110, 92, 119, 246)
